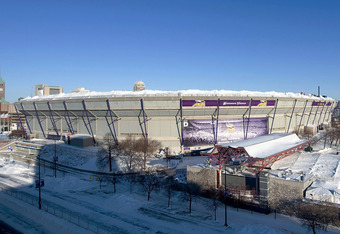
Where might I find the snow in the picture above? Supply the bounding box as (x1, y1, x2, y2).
(271, 146, 340, 181)
(0, 193, 91, 234)
(19, 89, 334, 102)
(270, 140, 340, 204)
(1, 140, 340, 233)
(305, 180, 340, 203)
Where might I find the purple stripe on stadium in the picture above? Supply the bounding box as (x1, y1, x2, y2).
(182, 100, 276, 107)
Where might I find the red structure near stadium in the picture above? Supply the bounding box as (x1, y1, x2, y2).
(204, 133, 310, 175)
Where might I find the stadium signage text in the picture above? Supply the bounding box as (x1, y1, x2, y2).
(183, 100, 276, 107)
(312, 101, 332, 106)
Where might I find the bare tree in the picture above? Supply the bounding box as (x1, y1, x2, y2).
(138, 170, 161, 201)
(296, 201, 337, 234)
(309, 133, 324, 148)
(205, 187, 223, 220)
(135, 138, 161, 170)
(163, 176, 174, 208)
(181, 183, 200, 213)
(268, 181, 301, 219)
(97, 133, 119, 171)
(107, 173, 121, 193)
(119, 135, 139, 171)
(317, 128, 340, 149)
(96, 148, 109, 170)
(125, 172, 138, 193)
(323, 130, 328, 149)
(25, 158, 31, 169)
(335, 128, 340, 146)
(328, 128, 337, 147)
(97, 175, 105, 189)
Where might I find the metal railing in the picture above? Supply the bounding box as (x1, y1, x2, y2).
(0, 186, 123, 234)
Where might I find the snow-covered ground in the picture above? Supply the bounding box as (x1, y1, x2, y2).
(0, 140, 340, 233)
(271, 140, 340, 204)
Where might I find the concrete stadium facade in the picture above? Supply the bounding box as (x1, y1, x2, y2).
(14, 90, 336, 153)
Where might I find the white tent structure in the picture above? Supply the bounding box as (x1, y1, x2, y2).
(306, 179, 340, 204)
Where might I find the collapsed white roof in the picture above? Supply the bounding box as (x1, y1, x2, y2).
(221, 133, 309, 159)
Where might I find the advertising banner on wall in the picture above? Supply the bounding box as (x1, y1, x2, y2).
(182, 117, 268, 148)
(182, 100, 276, 107)
(312, 101, 332, 106)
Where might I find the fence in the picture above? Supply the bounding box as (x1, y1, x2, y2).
(0, 186, 121, 234)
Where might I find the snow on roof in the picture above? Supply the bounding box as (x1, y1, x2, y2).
(69, 134, 93, 139)
(309, 179, 340, 191)
(306, 179, 340, 203)
(221, 133, 308, 159)
(19, 89, 334, 102)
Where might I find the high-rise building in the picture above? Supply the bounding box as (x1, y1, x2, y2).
(35, 84, 63, 96)
(0, 75, 12, 132)
(0, 75, 5, 102)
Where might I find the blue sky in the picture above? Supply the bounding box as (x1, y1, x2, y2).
(1, 0, 339, 103)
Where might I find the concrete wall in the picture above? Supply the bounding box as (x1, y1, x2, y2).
(187, 166, 257, 191)
(187, 166, 317, 204)
(269, 176, 315, 201)
(69, 135, 94, 148)
(187, 166, 217, 190)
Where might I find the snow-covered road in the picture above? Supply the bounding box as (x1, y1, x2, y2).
(1, 151, 339, 233)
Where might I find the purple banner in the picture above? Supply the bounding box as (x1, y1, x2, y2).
(183, 100, 276, 107)
(312, 101, 328, 106)
(182, 117, 268, 147)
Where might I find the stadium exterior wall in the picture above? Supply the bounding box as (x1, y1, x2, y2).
(15, 93, 336, 153)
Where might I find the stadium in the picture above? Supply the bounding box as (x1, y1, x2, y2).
(12, 82, 340, 204)
(14, 82, 336, 154)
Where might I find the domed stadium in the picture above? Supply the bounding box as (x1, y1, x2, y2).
(14, 83, 336, 153)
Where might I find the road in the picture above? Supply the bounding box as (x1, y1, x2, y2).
(0, 153, 230, 234)
(0, 220, 20, 234)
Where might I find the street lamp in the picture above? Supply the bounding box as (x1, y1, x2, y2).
(36, 152, 45, 209)
(224, 163, 228, 227)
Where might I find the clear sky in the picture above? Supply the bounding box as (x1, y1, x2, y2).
(1, 0, 339, 103)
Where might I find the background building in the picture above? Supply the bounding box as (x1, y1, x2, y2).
(71, 88, 90, 94)
(0, 76, 13, 133)
(35, 84, 63, 96)
(0, 76, 5, 103)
